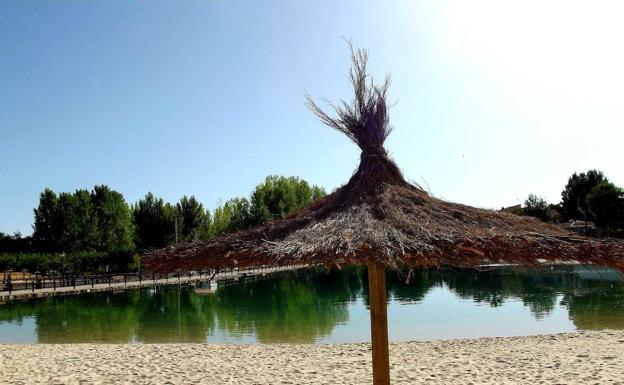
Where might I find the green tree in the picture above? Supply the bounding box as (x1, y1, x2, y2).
(132, 193, 175, 249)
(311, 185, 327, 201)
(0, 232, 34, 253)
(0, 233, 9, 252)
(587, 181, 624, 231)
(523, 194, 551, 222)
(209, 203, 231, 237)
(225, 197, 252, 232)
(194, 209, 213, 241)
(560, 170, 606, 221)
(32, 186, 133, 255)
(55, 190, 99, 252)
(249, 176, 326, 225)
(175, 196, 207, 242)
(73, 189, 99, 250)
(32, 188, 60, 251)
(91, 185, 134, 254)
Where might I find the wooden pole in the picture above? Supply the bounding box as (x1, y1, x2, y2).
(367, 260, 390, 385)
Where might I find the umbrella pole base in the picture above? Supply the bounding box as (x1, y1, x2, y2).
(368, 260, 390, 385)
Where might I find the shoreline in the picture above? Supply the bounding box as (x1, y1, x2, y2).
(1, 330, 623, 384)
(0, 265, 308, 303)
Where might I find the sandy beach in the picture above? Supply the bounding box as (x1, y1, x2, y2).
(0, 331, 622, 384)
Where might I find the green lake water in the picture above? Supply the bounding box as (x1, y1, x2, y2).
(0, 265, 623, 344)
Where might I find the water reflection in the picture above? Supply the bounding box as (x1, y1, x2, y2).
(0, 265, 622, 343)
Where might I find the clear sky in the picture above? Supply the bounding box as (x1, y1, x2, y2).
(2, 1, 623, 235)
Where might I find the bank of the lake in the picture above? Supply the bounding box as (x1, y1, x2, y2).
(1, 330, 623, 384)
(0, 265, 305, 303)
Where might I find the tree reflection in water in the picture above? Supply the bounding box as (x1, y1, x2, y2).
(0, 265, 622, 343)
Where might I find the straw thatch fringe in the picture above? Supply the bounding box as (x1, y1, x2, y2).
(143, 183, 624, 273)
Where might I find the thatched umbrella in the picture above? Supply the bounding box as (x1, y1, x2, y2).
(143, 46, 624, 385)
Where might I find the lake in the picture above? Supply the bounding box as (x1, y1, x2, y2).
(0, 265, 623, 344)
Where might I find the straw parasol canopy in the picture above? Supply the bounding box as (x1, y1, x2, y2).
(143, 45, 624, 385)
(143, 47, 624, 275)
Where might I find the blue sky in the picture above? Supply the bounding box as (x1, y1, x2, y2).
(2, 1, 623, 235)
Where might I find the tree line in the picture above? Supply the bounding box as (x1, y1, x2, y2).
(0, 176, 326, 273)
(521, 169, 624, 237)
(5, 168, 620, 274)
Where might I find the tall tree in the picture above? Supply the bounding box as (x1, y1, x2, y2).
(132, 193, 175, 249)
(54, 192, 78, 251)
(249, 176, 326, 225)
(175, 196, 207, 242)
(210, 202, 232, 238)
(55, 191, 97, 252)
(32, 188, 60, 251)
(587, 181, 624, 231)
(207, 197, 251, 237)
(560, 170, 606, 221)
(91, 185, 134, 254)
(226, 197, 252, 232)
(194, 209, 213, 241)
(71, 189, 99, 250)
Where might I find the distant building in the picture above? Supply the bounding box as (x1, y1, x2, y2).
(563, 220, 596, 236)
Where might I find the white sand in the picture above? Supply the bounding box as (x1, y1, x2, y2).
(1, 331, 623, 384)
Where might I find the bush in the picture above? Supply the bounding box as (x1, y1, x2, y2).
(0, 251, 135, 275)
(523, 194, 552, 222)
